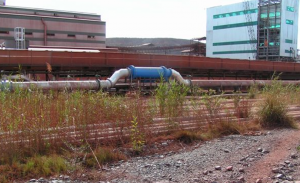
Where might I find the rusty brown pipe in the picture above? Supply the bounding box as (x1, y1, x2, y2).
(191, 80, 300, 88)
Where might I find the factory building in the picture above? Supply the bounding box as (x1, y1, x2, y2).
(206, 0, 299, 61)
(0, 0, 106, 49)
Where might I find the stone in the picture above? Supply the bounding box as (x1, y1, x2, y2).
(240, 156, 247, 161)
(248, 158, 255, 162)
(226, 166, 233, 171)
(286, 176, 293, 181)
(239, 168, 245, 173)
(237, 176, 245, 181)
(257, 148, 263, 152)
(215, 166, 221, 170)
(144, 164, 152, 168)
(162, 142, 168, 146)
(29, 179, 37, 182)
(275, 174, 285, 179)
(272, 168, 281, 173)
(38, 178, 45, 182)
(203, 170, 209, 175)
(284, 161, 291, 164)
(263, 150, 270, 154)
(255, 179, 262, 183)
(224, 149, 230, 153)
(291, 153, 297, 159)
(192, 178, 200, 182)
(154, 181, 170, 183)
(175, 161, 182, 167)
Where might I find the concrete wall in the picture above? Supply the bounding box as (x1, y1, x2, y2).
(0, 6, 106, 48)
(280, 0, 299, 58)
(206, 0, 258, 60)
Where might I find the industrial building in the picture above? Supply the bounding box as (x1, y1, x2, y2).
(206, 0, 299, 61)
(0, 0, 106, 49)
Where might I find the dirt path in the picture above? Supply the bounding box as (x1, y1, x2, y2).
(100, 127, 300, 183)
(23, 128, 300, 183)
(246, 128, 300, 182)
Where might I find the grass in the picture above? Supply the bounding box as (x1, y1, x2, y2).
(255, 79, 298, 128)
(0, 80, 299, 182)
(83, 147, 127, 168)
(0, 155, 69, 182)
(173, 130, 200, 144)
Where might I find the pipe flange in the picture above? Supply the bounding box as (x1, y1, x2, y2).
(107, 79, 113, 88)
(96, 79, 101, 91)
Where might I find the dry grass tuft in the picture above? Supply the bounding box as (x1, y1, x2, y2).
(173, 130, 200, 144)
(84, 147, 127, 168)
(255, 80, 298, 128)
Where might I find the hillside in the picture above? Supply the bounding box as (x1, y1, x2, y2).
(106, 38, 191, 47)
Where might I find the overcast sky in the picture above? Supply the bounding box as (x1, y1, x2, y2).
(6, 0, 247, 39)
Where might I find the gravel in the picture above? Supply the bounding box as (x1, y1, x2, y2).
(104, 129, 299, 183)
(25, 129, 300, 183)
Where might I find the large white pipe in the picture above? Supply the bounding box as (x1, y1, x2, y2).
(6, 66, 299, 91)
(171, 69, 191, 86)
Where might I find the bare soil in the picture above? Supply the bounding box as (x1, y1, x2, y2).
(101, 127, 300, 183)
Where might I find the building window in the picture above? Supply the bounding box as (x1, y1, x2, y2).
(54, 13, 58, 16)
(74, 15, 78, 18)
(47, 33, 55, 36)
(285, 49, 292, 54)
(68, 34, 76, 37)
(286, 19, 294, 25)
(87, 35, 95, 38)
(268, 42, 280, 46)
(25, 32, 33, 36)
(213, 9, 258, 19)
(287, 6, 294, 12)
(261, 12, 280, 18)
(0, 31, 9, 34)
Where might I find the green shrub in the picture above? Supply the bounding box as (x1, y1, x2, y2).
(256, 79, 297, 128)
(23, 155, 68, 177)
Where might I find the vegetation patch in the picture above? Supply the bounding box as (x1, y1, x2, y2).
(173, 130, 200, 144)
(0, 155, 69, 182)
(84, 147, 127, 168)
(0, 78, 299, 182)
(255, 79, 298, 128)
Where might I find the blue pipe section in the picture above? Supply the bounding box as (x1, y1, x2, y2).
(128, 65, 172, 81)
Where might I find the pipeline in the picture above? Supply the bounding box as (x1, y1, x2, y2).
(1, 66, 300, 91)
(0, 66, 190, 91)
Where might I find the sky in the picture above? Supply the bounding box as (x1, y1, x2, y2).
(6, 0, 246, 39)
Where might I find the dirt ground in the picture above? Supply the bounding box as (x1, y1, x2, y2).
(101, 127, 300, 183)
